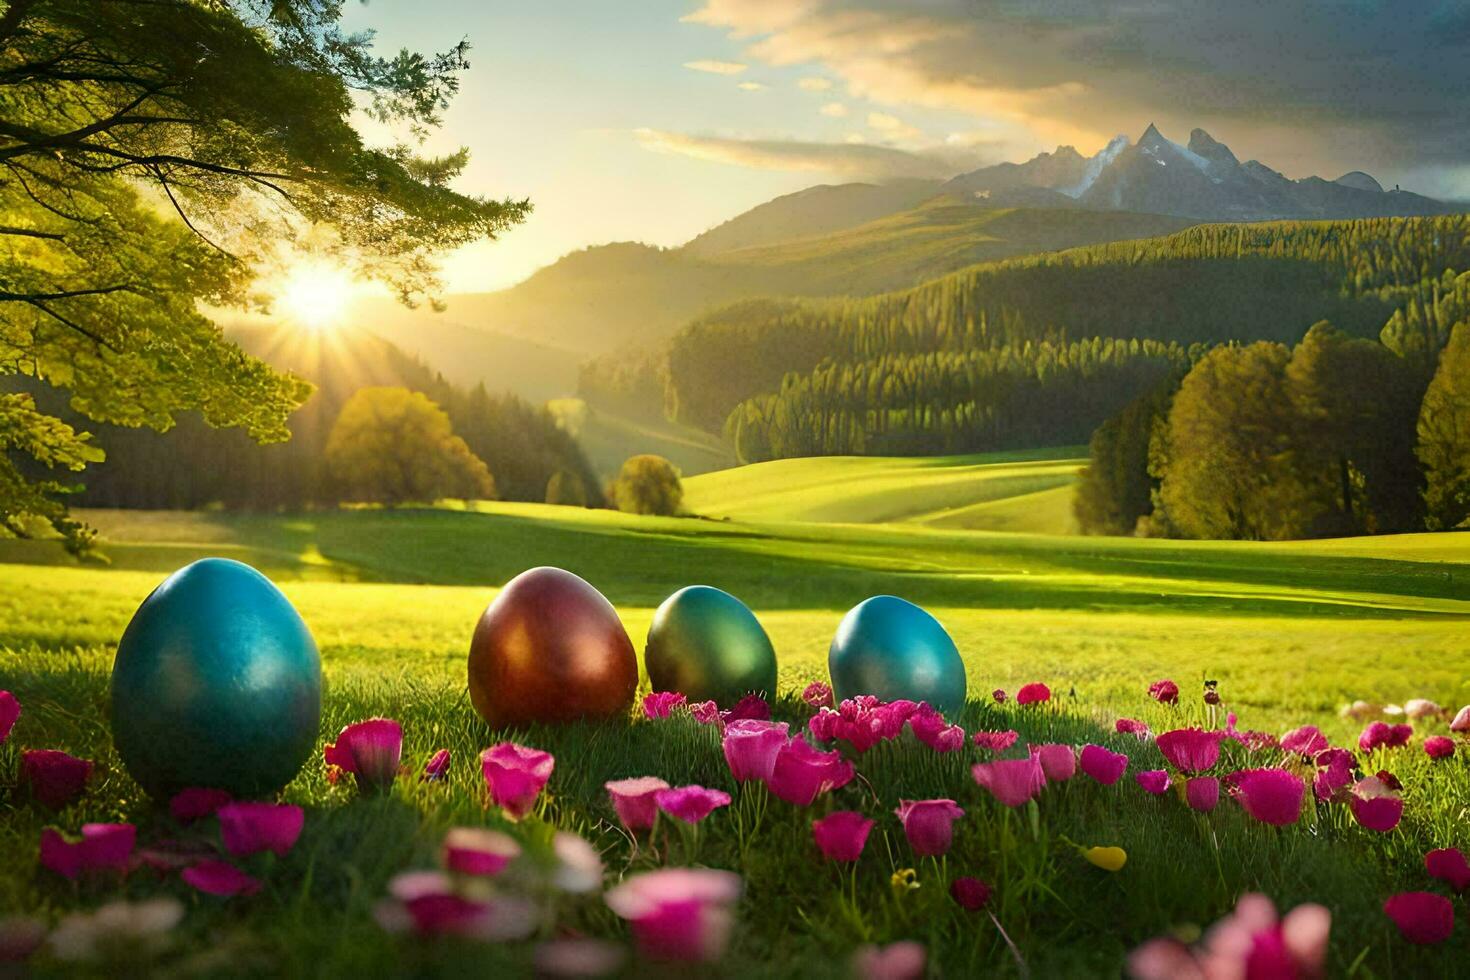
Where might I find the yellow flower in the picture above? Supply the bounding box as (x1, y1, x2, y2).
(890, 868, 920, 898)
(1083, 846, 1127, 872)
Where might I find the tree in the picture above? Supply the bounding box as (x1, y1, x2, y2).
(1074, 379, 1177, 535)
(1417, 321, 1470, 530)
(545, 469, 589, 507)
(326, 387, 495, 505)
(612, 455, 682, 516)
(0, 0, 527, 549)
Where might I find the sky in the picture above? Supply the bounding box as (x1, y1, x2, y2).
(341, 0, 1470, 294)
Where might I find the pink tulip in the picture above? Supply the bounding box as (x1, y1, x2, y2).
(801, 681, 834, 709)
(643, 691, 686, 719)
(1424, 735, 1454, 760)
(1015, 682, 1050, 705)
(1148, 679, 1179, 704)
(1349, 775, 1403, 832)
(1358, 721, 1390, 751)
(604, 868, 742, 962)
(1136, 770, 1171, 795)
(895, 799, 964, 857)
(722, 719, 790, 782)
(722, 694, 770, 722)
(39, 824, 135, 879)
(20, 749, 92, 809)
(605, 776, 670, 832)
(1156, 728, 1223, 774)
(992, 689, 1007, 703)
(1313, 748, 1355, 802)
(217, 802, 304, 857)
(1280, 725, 1329, 757)
(1425, 848, 1470, 893)
(375, 871, 537, 940)
(1115, 718, 1151, 739)
(811, 811, 874, 862)
(1185, 776, 1220, 811)
(481, 742, 555, 820)
(971, 756, 1046, 807)
(1383, 892, 1454, 945)
(767, 737, 854, 806)
(972, 729, 1020, 751)
(183, 860, 262, 897)
(853, 941, 926, 980)
(421, 749, 451, 782)
(1079, 744, 1128, 785)
(1229, 768, 1305, 826)
(1450, 705, 1470, 733)
(324, 718, 403, 791)
(909, 706, 964, 752)
(443, 828, 520, 876)
(950, 876, 991, 910)
(655, 785, 731, 824)
(0, 690, 19, 744)
(1031, 743, 1077, 782)
(1129, 893, 1329, 980)
(169, 787, 232, 824)
(689, 700, 721, 724)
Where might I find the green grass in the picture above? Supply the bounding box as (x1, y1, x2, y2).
(548, 399, 735, 480)
(1, 501, 1468, 976)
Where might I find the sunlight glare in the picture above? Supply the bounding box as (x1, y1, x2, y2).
(276, 261, 356, 330)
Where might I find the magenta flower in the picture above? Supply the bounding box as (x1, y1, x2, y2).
(1015, 682, 1050, 705)
(853, 941, 926, 980)
(1185, 776, 1220, 811)
(908, 705, 964, 752)
(1280, 725, 1329, 757)
(1031, 743, 1077, 782)
(1386, 723, 1413, 747)
(1079, 744, 1128, 785)
(801, 681, 834, 709)
(604, 868, 742, 963)
(722, 694, 770, 722)
(1426, 848, 1470, 893)
(1115, 718, 1151, 739)
(1424, 735, 1455, 760)
(950, 876, 991, 911)
(767, 736, 854, 806)
(375, 871, 537, 940)
(0, 690, 18, 744)
(443, 827, 520, 876)
(689, 700, 721, 725)
(421, 749, 451, 782)
(642, 691, 686, 719)
(39, 824, 136, 879)
(722, 719, 790, 782)
(605, 776, 670, 832)
(971, 729, 1020, 752)
(971, 756, 1046, 807)
(20, 749, 92, 809)
(183, 860, 262, 897)
(1129, 893, 1329, 980)
(1383, 892, 1454, 945)
(1313, 747, 1355, 802)
(169, 787, 232, 824)
(895, 799, 964, 857)
(1229, 768, 1305, 826)
(992, 689, 1007, 703)
(811, 811, 874, 862)
(1155, 728, 1223, 774)
(1451, 705, 1470, 733)
(655, 785, 732, 824)
(481, 742, 555, 820)
(324, 718, 403, 791)
(217, 802, 304, 857)
(1136, 770, 1171, 795)
(1349, 775, 1403, 832)
(1358, 721, 1390, 751)
(1148, 679, 1179, 705)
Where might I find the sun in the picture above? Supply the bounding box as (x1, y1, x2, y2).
(275, 261, 356, 330)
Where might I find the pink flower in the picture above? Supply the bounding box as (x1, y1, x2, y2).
(1031, 743, 1077, 782)
(1313, 748, 1355, 802)
(1115, 718, 1151, 739)
(950, 876, 991, 911)
(1385, 723, 1413, 747)
(169, 787, 232, 824)
(1280, 725, 1329, 757)
(442, 827, 520, 876)
(182, 860, 262, 897)
(767, 737, 854, 806)
(39, 824, 135, 879)
(971, 756, 1046, 807)
(375, 871, 537, 940)
(324, 718, 403, 791)
(1383, 892, 1454, 945)
(1186, 776, 1220, 811)
(811, 811, 874, 862)
(908, 705, 964, 752)
(217, 802, 304, 857)
(722, 719, 790, 782)
(1079, 744, 1128, 785)
(992, 689, 1007, 703)
(1148, 679, 1179, 705)
(643, 691, 686, 719)
(853, 942, 926, 980)
(654, 785, 732, 824)
(1358, 721, 1390, 751)
(604, 868, 742, 963)
(605, 776, 670, 832)
(481, 742, 555, 820)
(1136, 770, 1171, 795)
(1156, 728, 1223, 774)
(1450, 705, 1470, 733)
(0, 690, 18, 744)
(722, 694, 770, 722)
(1229, 768, 1305, 826)
(1129, 893, 1329, 980)
(1424, 735, 1455, 760)
(20, 750, 92, 809)
(1349, 775, 1403, 832)
(421, 749, 451, 782)
(1426, 848, 1470, 892)
(895, 799, 964, 857)
(688, 700, 721, 725)
(1015, 682, 1050, 706)
(972, 729, 1020, 752)
(801, 681, 834, 709)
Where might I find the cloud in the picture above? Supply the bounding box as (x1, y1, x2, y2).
(634, 128, 980, 180)
(683, 59, 748, 75)
(867, 111, 922, 143)
(819, 102, 848, 118)
(798, 77, 833, 91)
(737, 81, 767, 91)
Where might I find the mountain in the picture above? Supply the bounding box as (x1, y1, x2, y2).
(683, 179, 941, 256)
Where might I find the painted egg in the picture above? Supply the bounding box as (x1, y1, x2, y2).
(110, 558, 322, 799)
(468, 567, 637, 727)
(828, 595, 966, 715)
(645, 586, 777, 706)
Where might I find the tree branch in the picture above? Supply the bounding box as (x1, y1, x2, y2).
(17, 298, 118, 352)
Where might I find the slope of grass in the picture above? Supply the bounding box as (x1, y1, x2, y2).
(547, 399, 735, 480)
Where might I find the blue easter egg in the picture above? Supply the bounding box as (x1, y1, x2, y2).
(828, 595, 966, 715)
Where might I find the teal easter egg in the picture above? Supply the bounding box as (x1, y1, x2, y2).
(828, 595, 966, 715)
(645, 586, 777, 706)
(110, 558, 322, 798)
